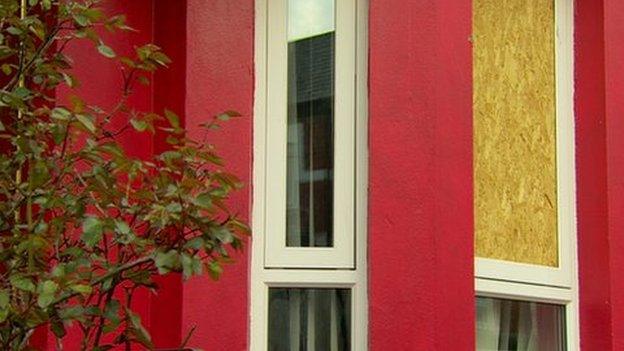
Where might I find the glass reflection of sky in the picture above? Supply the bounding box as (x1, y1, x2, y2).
(288, 0, 335, 42)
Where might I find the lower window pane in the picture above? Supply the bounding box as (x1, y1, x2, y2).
(476, 297, 566, 351)
(269, 288, 351, 351)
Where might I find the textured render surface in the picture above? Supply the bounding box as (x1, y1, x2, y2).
(149, 1, 186, 348)
(575, 0, 624, 349)
(369, 0, 474, 349)
(575, 2, 612, 349)
(182, 1, 254, 350)
(45, 1, 156, 349)
(605, 0, 624, 348)
(473, 0, 558, 266)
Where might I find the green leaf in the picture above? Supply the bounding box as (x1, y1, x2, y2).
(14, 86, 31, 99)
(0, 290, 9, 323)
(103, 299, 121, 330)
(51, 107, 71, 121)
(73, 13, 89, 27)
(164, 109, 180, 128)
(70, 284, 92, 295)
(184, 237, 204, 250)
(10, 276, 35, 292)
(181, 254, 202, 280)
(63, 73, 78, 88)
(130, 118, 148, 132)
(217, 110, 241, 121)
(125, 308, 153, 348)
(208, 261, 223, 281)
(7, 27, 22, 36)
(59, 305, 85, 320)
(114, 220, 135, 244)
(1, 63, 11, 75)
(76, 113, 96, 133)
(137, 75, 150, 85)
(97, 43, 116, 58)
(154, 250, 179, 274)
(193, 192, 212, 209)
(37, 280, 59, 308)
(50, 318, 67, 338)
(81, 217, 103, 247)
(0, 291, 9, 309)
(165, 202, 182, 213)
(114, 221, 131, 235)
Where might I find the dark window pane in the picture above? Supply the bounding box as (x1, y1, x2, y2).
(286, 0, 336, 248)
(476, 297, 566, 351)
(269, 288, 351, 351)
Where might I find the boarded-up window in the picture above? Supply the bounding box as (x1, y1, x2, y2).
(473, 0, 558, 267)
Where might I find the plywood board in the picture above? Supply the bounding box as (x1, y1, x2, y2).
(473, 0, 558, 267)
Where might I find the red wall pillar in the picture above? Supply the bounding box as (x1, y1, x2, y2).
(604, 0, 624, 348)
(149, 0, 187, 348)
(575, 0, 624, 349)
(368, 0, 474, 349)
(181, 1, 254, 349)
(575, 0, 611, 349)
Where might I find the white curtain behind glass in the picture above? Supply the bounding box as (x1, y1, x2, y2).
(476, 297, 565, 351)
(269, 289, 351, 351)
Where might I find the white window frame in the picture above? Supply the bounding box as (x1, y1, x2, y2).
(264, 0, 356, 269)
(474, 0, 578, 349)
(251, 0, 368, 349)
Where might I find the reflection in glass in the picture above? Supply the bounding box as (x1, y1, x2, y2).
(269, 288, 351, 351)
(286, 0, 336, 247)
(476, 297, 566, 351)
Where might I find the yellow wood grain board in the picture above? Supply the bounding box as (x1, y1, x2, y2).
(473, 0, 558, 267)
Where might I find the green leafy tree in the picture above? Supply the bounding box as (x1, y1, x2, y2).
(0, 0, 248, 349)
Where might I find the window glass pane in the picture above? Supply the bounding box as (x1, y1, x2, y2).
(286, 0, 336, 247)
(269, 288, 350, 351)
(476, 297, 566, 351)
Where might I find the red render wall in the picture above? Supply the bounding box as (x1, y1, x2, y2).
(604, 0, 624, 348)
(368, 0, 474, 350)
(181, 1, 254, 350)
(575, 0, 624, 349)
(149, 0, 187, 348)
(575, 0, 612, 349)
(51, 1, 155, 349)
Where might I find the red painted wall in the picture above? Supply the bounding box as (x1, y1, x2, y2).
(575, 0, 612, 349)
(35, 0, 624, 349)
(368, 0, 474, 349)
(149, 0, 187, 348)
(181, 1, 254, 350)
(604, 0, 624, 348)
(56, 1, 155, 348)
(575, 0, 624, 349)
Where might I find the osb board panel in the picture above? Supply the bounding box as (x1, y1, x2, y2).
(473, 0, 558, 267)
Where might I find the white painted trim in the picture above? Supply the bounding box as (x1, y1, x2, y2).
(475, 0, 578, 349)
(251, 0, 368, 349)
(264, 0, 356, 268)
(476, 278, 573, 304)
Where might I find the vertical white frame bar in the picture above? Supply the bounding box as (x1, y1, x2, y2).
(264, 0, 356, 268)
(251, 0, 368, 349)
(475, 0, 578, 349)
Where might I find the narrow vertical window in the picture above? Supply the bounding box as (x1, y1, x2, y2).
(252, 0, 367, 349)
(473, 0, 577, 349)
(264, 0, 357, 268)
(286, 0, 336, 247)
